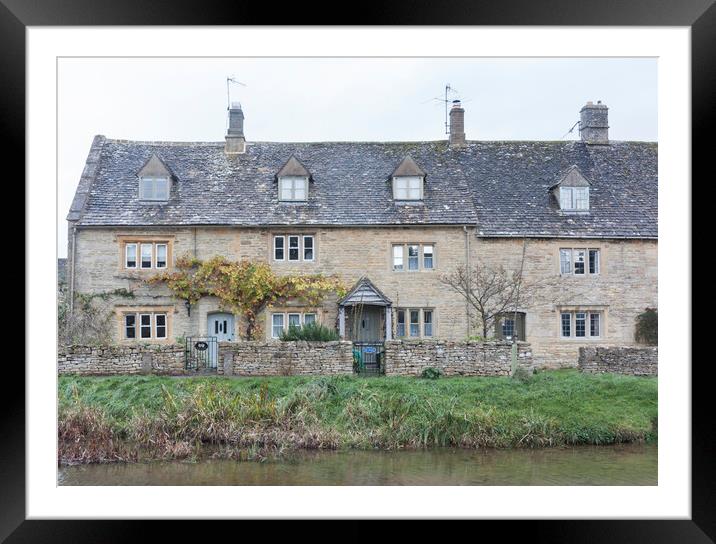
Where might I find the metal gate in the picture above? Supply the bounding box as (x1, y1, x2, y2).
(353, 342, 385, 375)
(185, 336, 218, 371)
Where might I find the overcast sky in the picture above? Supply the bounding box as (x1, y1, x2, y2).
(57, 57, 657, 257)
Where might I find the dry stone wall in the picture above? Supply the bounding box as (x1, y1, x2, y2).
(384, 340, 533, 377)
(58, 344, 186, 376)
(220, 341, 354, 376)
(578, 346, 657, 376)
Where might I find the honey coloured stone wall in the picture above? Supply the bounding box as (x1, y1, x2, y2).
(384, 340, 533, 377)
(58, 344, 187, 375)
(578, 346, 657, 376)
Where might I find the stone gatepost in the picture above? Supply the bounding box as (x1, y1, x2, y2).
(223, 351, 234, 376)
(141, 352, 153, 375)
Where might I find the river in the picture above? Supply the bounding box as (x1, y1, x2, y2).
(58, 443, 656, 485)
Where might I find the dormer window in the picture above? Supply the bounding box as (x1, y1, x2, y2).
(551, 165, 591, 212)
(276, 155, 312, 203)
(560, 187, 590, 211)
(390, 156, 426, 202)
(136, 153, 175, 203)
(393, 176, 423, 200)
(279, 176, 308, 201)
(139, 176, 170, 201)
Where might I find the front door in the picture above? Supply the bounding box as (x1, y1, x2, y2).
(354, 306, 382, 342)
(207, 313, 234, 368)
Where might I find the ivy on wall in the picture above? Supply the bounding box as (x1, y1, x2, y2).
(147, 254, 347, 340)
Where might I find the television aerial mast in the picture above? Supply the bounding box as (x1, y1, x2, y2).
(226, 76, 247, 110)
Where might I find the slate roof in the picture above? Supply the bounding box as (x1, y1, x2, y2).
(70, 137, 657, 239)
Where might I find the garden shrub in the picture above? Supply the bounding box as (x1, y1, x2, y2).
(634, 308, 657, 345)
(420, 367, 443, 380)
(280, 322, 340, 342)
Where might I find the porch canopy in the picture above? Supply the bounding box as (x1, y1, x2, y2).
(338, 277, 393, 341)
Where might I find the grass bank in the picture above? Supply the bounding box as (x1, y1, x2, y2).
(58, 370, 657, 465)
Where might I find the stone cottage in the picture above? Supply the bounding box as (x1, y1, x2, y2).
(65, 99, 657, 368)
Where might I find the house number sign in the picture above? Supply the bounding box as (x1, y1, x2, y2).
(194, 341, 209, 351)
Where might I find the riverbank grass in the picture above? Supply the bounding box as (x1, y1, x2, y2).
(58, 370, 657, 464)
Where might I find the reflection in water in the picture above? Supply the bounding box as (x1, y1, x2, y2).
(58, 443, 656, 486)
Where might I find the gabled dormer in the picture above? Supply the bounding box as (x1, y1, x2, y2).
(137, 153, 175, 202)
(391, 155, 426, 202)
(550, 165, 591, 212)
(276, 155, 312, 202)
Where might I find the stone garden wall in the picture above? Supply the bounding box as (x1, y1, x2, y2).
(58, 340, 532, 377)
(384, 340, 533, 377)
(578, 346, 658, 376)
(219, 341, 354, 376)
(58, 344, 186, 376)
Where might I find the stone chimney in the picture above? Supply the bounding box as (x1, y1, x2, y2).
(225, 102, 246, 154)
(449, 100, 466, 147)
(579, 101, 609, 144)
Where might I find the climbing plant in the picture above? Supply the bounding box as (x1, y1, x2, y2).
(634, 308, 658, 346)
(59, 288, 135, 345)
(148, 254, 347, 340)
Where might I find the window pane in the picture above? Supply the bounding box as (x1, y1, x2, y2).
(397, 310, 405, 337)
(303, 314, 316, 325)
(575, 312, 586, 337)
(423, 245, 434, 269)
(589, 249, 600, 274)
(140, 314, 152, 338)
(561, 313, 571, 337)
(141, 244, 153, 268)
(288, 313, 301, 328)
(303, 236, 314, 261)
(573, 250, 586, 274)
(125, 315, 136, 338)
(288, 236, 299, 261)
(126, 244, 137, 268)
(155, 314, 167, 338)
(293, 180, 306, 201)
(423, 310, 433, 337)
(154, 179, 169, 200)
(156, 244, 167, 268)
(408, 245, 419, 270)
(272, 314, 284, 338)
(274, 236, 284, 260)
(139, 178, 154, 200)
(560, 187, 574, 209)
(502, 318, 515, 339)
(407, 187, 421, 199)
(590, 313, 600, 337)
(575, 188, 589, 210)
(559, 249, 571, 274)
(409, 310, 420, 337)
(392, 245, 403, 270)
(280, 183, 293, 200)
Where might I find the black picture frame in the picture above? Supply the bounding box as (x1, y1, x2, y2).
(7, 0, 709, 539)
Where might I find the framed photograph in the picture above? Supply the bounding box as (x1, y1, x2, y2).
(11, 0, 709, 538)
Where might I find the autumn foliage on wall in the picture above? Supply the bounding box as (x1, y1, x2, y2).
(147, 254, 347, 339)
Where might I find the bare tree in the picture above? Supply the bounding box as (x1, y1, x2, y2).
(440, 262, 524, 339)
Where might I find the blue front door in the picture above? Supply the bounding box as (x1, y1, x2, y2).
(207, 313, 234, 368)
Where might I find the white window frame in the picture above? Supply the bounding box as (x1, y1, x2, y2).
(589, 249, 601, 275)
(303, 235, 315, 262)
(409, 309, 420, 337)
(287, 313, 302, 329)
(423, 245, 434, 269)
(125, 243, 138, 269)
(559, 248, 571, 275)
(140, 244, 153, 269)
(288, 236, 300, 261)
(155, 243, 168, 269)
(273, 235, 285, 261)
(559, 186, 590, 211)
(154, 313, 167, 339)
(392, 245, 404, 271)
(139, 176, 170, 201)
(561, 311, 603, 339)
(396, 310, 406, 337)
(407, 245, 420, 271)
(139, 313, 152, 339)
(279, 176, 308, 202)
(303, 313, 317, 326)
(393, 176, 424, 201)
(560, 248, 601, 276)
(271, 314, 285, 339)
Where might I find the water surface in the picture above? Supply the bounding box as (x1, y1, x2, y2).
(58, 443, 656, 486)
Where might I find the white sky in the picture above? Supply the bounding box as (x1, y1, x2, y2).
(57, 57, 657, 257)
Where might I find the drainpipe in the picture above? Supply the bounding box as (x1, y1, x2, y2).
(463, 225, 471, 338)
